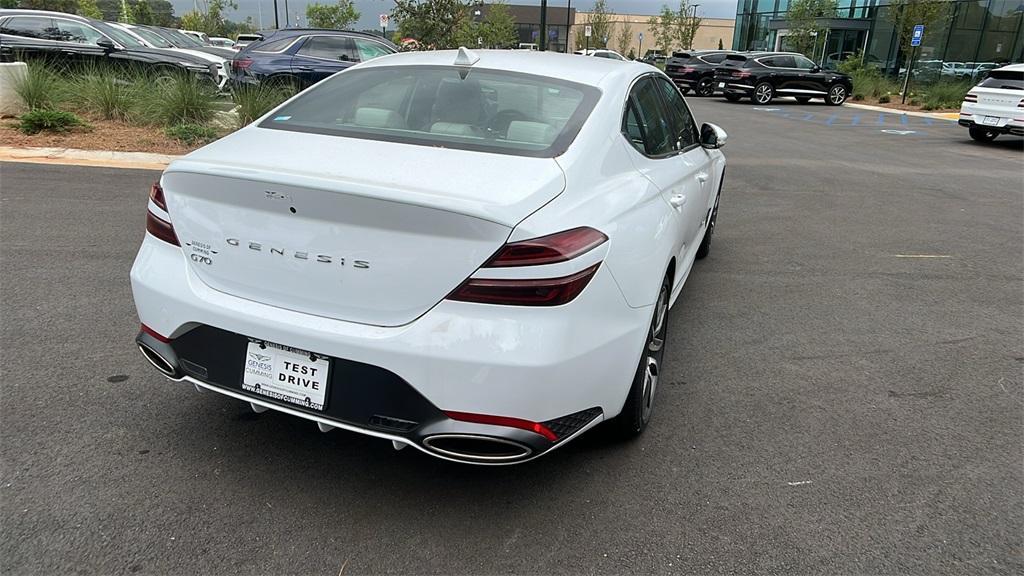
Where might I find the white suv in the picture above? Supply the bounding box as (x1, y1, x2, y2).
(958, 63, 1024, 143)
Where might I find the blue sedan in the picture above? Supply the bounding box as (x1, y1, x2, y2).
(230, 29, 397, 90)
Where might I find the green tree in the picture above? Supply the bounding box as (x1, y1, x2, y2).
(615, 19, 632, 56)
(76, 0, 102, 17)
(588, 0, 614, 48)
(647, 4, 675, 55)
(885, 0, 948, 56)
(133, 0, 154, 24)
(392, 0, 471, 49)
(0, 0, 17, 7)
(306, 0, 360, 29)
(118, 0, 134, 23)
(785, 0, 836, 59)
(178, 10, 206, 32)
(456, 1, 517, 48)
(717, 37, 723, 50)
(17, 0, 77, 11)
(674, 0, 701, 51)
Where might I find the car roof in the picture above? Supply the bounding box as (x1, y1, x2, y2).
(0, 8, 88, 20)
(356, 49, 651, 89)
(995, 63, 1024, 72)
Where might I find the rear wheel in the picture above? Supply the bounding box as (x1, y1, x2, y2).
(695, 189, 720, 260)
(752, 82, 774, 104)
(612, 274, 670, 438)
(826, 84, 848, 106)
(695, 76, 716, 97)
(969, 126, 999, 142)
(724, 93, 742, 102)
(795, 97, 811, 104)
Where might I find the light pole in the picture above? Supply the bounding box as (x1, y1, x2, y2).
(565, 0, 572, 53)
(539, 0, 547, 51)
(273, 0, 279, 29)
(690, 4, 700, 49)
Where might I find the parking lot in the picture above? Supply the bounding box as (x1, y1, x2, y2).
(1, 97, 1021, 575)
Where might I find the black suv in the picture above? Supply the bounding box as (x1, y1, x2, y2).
(0, 9, 217, 84)
(665, 50, 735, 96)
(714, 52, 853, 106)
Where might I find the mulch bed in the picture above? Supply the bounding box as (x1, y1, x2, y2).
(1, 115, 198, 155)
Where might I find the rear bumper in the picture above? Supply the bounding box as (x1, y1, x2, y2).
(130, 234, 651, 463)
(958, 116, 1024, 136)
(717, 80, 754, 96)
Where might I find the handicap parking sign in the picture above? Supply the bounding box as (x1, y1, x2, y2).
(911, 24, 924, 47)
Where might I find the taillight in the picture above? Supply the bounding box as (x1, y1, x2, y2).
(964, 93, 977, 102)
(232, 58, 253, 71)
(447, 264, 600, 307)
(141, 323, 172, 343)
(1018, 98, 1024, 108)
(150, 182, 167, 211)
(681, 66, 696, 73)
(484, 227, 607, 267)
(146, 211, 180, 246)
(444, 410, 559, 442)
(734, 70, 751, 78)
(145, 182, 179, 246)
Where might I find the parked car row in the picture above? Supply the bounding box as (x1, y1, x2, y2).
(0, 8, 222, 87)
(958, 63, 1024, 143)
(666, 49, 854, 106)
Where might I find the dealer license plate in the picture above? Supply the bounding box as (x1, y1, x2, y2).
(242, 341, 330, 410)
(982, 116, 999, 126)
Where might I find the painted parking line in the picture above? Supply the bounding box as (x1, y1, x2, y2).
(851, 114, 861, 126)
(802, 113, 815, 121)
(826, 114, 838, 126)
(900, 115, 909, 125)
(877, 113, 886, 125)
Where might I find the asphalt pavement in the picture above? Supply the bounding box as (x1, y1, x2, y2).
(1, 98, 1022, 575)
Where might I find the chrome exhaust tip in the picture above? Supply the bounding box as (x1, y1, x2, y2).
(422, 434, 532, 463)
(137, 342, 179, 378)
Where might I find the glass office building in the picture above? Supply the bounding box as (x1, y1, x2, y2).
(733, 0, 1024, 76)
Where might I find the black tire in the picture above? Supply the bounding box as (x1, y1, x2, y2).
(969, 126, 998, 142)
(795, 97, 811, 104)
(695, 76, 715, 97)
(752, 81, 774, 104)
(612, 273, 670, 439)
(826, 84, 848, 106)
(724, 93, 742, 102)
(695, 187, 720, 260)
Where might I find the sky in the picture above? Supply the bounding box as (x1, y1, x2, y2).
(170, 0, 739, 32)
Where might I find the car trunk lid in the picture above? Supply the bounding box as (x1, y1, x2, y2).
(162, 128, 566, 327)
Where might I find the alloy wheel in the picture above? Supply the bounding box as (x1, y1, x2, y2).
(829, 85, 847, 105)
(755, 83, 773, 104)
(697, 77, 715, 97)
(642, 284, 669, 424)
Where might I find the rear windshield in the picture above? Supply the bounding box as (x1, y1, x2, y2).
(979, 70, 1024, 90)
(260, 66, 600, 158)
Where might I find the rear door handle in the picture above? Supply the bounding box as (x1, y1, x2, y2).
(669, 194, 687, 208)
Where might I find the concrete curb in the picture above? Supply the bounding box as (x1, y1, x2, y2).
(844, 102, 959, 121)
(0, 146, 179, 170)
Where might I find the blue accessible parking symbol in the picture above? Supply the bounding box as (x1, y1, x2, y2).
(911, 25, 924, 47)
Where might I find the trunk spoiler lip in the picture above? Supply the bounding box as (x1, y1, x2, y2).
(162, 157, 567, 229)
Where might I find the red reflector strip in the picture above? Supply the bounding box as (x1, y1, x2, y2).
(141, 323, 171, 343)
(447, 264, 600, 306)
(146, 211, 180, 246)
(444, 410, 558, 442)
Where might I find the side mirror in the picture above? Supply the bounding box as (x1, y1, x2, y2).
(811, 65, 822, 73)
(700, 122, 727, 149)
(97, 38, 116, 51)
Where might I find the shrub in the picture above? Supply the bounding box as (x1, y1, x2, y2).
(13, 61, 68, 110)
(165, 123, 218, 144)
(232, 84, 293, 128)
(919, 80, 972, 110)
(70, 66, 150, 122)
(878, 95, 891, 103)
(852, 93, 864, 101)
(19, 109, 86, 134)
(144, 75, 218, 126)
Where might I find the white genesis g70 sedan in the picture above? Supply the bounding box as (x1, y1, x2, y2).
(131, 48, 727, 464)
